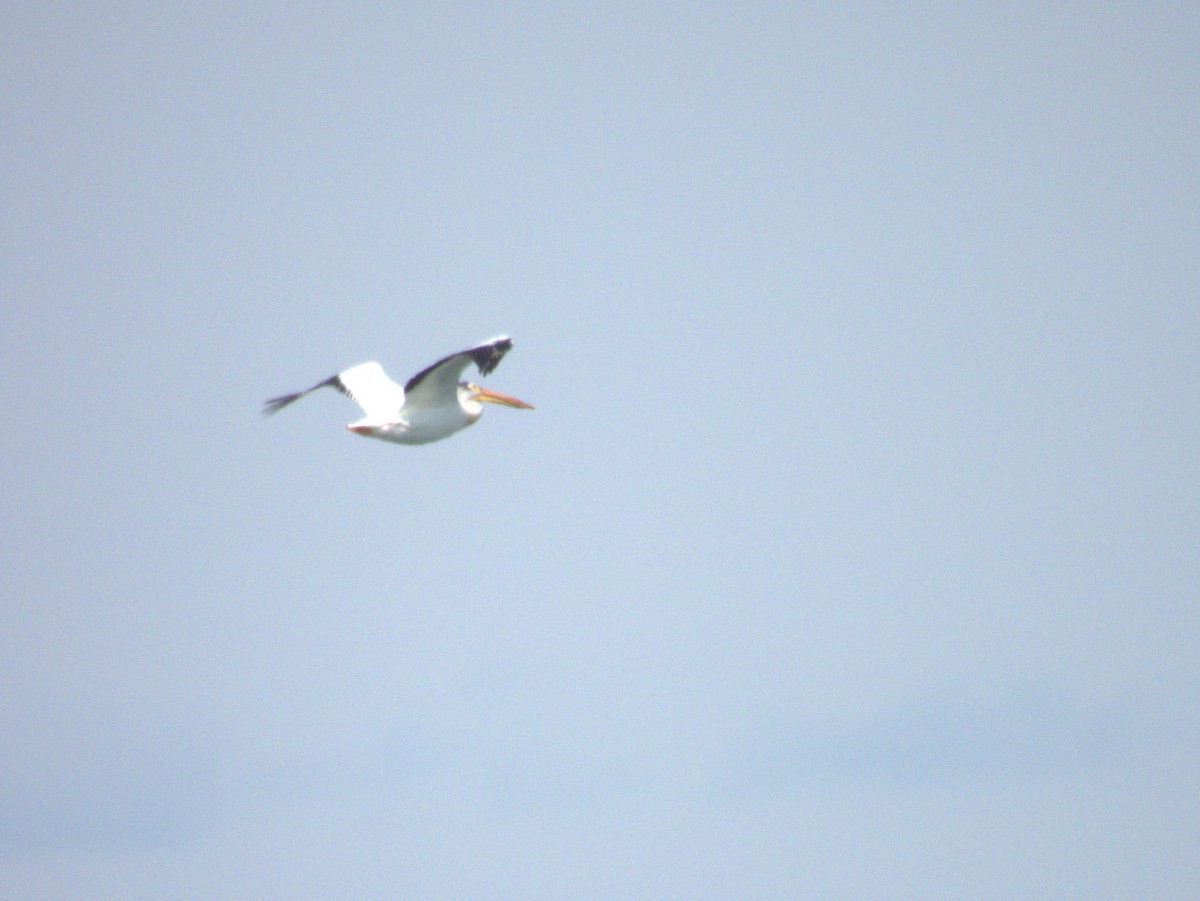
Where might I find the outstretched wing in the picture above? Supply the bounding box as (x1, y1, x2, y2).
(263, 361, 406, 420)
(402, 336, 514, 410)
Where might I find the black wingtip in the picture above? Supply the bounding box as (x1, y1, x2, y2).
(262, 392, 303, 416)
(472, 336, 514, 377)
(262, 374, 343, 416)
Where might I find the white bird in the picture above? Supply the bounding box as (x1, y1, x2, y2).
(264, 335, 533, 445)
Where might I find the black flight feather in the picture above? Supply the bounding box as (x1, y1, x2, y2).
(262, 374, 345, 415)
(403, 336, 513, 394)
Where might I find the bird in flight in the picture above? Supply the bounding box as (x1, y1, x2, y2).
(264, 335, 533, 445)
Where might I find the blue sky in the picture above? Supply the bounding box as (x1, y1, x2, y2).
(3, 3, 1197, 897)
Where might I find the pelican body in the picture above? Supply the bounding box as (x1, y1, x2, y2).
(264, 336, 533, 445)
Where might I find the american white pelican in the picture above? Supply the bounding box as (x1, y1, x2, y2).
(264, 335, 533, 445)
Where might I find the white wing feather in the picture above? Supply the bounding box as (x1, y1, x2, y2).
(402, 336, 513, 411)
(336, 362, 406, 420)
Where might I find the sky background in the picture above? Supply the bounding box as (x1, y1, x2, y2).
(3, 3, 1198, 898)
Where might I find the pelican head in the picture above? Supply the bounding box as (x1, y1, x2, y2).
(457, 381, 535, 421)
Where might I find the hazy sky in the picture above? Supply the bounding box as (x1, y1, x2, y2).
(3, 3, 1197, 898)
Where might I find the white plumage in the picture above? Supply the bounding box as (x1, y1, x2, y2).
(264, 335, 533, 445)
